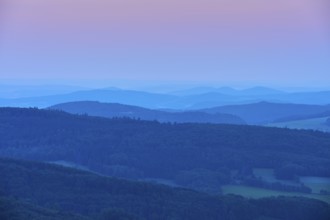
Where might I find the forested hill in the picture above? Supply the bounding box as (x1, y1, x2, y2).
(203, 102, 330, 124)
(1, 158, 329, 220)
(49, 101, 245, 125)
(0, 107, 329, 184)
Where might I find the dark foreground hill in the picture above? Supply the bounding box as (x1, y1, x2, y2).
(1, 158, 329, 220)
(0, 196, 87, 220)
(0, 107, 329, 190)
(49, 101, 245, 125)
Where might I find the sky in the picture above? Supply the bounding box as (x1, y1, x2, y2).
(0, 0, 329, 87)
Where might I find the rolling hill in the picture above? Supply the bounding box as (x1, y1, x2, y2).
(49, 101, 245, 125)
(0, 107, 329, 195)
(268, 117, 330, 133)
(203, 102, 330, 125)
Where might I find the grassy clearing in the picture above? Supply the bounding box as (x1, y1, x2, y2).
(253, 168, 300, 186)
(222, 185, 330, 204)
(300, 176, 330, 194)
(267, 117, 330, 132)
(253, 168, 330, 193)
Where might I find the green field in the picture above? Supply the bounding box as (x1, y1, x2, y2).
(267, 117, 330, 132)
(225, 168, 330, 203)
(222, 185, 330, 204)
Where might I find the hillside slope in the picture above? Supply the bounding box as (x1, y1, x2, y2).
(0, 107, 329, 186)
(1, 158, 329, 220)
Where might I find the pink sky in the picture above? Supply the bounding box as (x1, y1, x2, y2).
(3, 0, 328, 42)
(0, 0, 329, 85)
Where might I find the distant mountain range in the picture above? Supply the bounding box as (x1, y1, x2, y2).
(0, 84, 88, 99)
(170, 86, 285, 96)
(0, 88, 176, 109)
(49, 101, 245, 125)
(1, 86, 330, 109)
